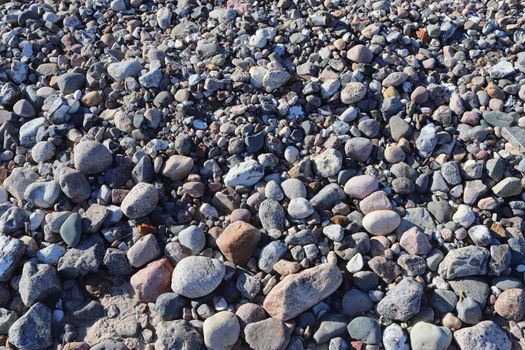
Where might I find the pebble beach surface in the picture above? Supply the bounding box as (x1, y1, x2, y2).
(0, 0, 525, 349)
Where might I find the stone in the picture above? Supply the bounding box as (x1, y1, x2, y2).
(0, 236, 24, 281)
(13, 99, 36, 117)
(224, 160, 264, 187)
(178, 225, 206, 254)
(74, 141, 113, 174)
(494, 288, 525, 321)
(410, 322, 452, 350)
(121, 182, 158, 218)
(359, 191, 392, 214)
(341, 82, 367, 104)
(383, 323, 408, 350)
(162, 155, 194, 181)
(344, 137, 373, 162)
(19, 261, 62, 306)
(203, 311, 240, 350)
(81, 204, 108, 233)
(346, 44, 373, 63)
(482, 111, 513, 127)
(281, 178, 307, 199)
(287, 197, 314, 219)
(216, 221, 261, 265)
(103, 248, 133, 276)
(171, 256, 225, 298)
(489, 61, 515, 78)
(57, 72, 85, 94)
(130, 258, 173, 302)
(24, 181, 60, 209)
(58, 167, 91, 203)
(362, 210, 401, 235)
(60, 212, 81, 247)
(4, 167, 38, 201)
(376, 278, 423, 321)
(107, 60, 142, 81)
(155, 293, 186, 321)
(313, 314, 347, 344)
(19, 117, 46, 147)
(399, 227, 432, 255)
(342, 289, 373, 317)
(453, 321, 510, 350)
(36, 244, 66, 265)
(416, 123, 437, 158)
(57, 235, 104, 278)
(310, 183, 345, 209)
(259, 199, 286, 230)
(347, 317, 381, 345)
(438, 246, 489, 279)
(456, 297, 482, 324)
(0, 308, 17, 334)
(127, 234, 160, 268)
(449, 277, 490, 308)
(244, 318, 291, 350)
(492, 177, 522, 197)
(344, 175, 378, 199)
(155, 320, 203, 350)
(263, 263, 342, 320)
(467, 225, 492, 246)
(8, 303, 52, 350)
(259, 241, 287, 272)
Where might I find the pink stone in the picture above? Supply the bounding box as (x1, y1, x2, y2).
(130, 258, 173, 302)
(344, 175, 378, 199)
(359, 191, 392, 214)
(399, 227, 432, 255)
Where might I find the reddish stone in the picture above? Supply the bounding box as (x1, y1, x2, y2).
(130, 258, 173, 302)
(216, 221, 260, 265)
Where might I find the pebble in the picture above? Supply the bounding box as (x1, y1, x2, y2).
(130, 258, 173, 302)
(171, 256, 225, 298)
(344, 175, 378, 199)
(410, 322, 452, 350)
(120, 182, 158, 218)
(59, 212, 81, 247)
(73, 141, 113, 174)
(224, 160, 265, 187)
(347, 317, 381, 345)
(216, 221, 260, 265)
(203, 311, 240, 350)
(178, 225, 206, 254)
(162, 155, 194, 181)
(127, 234, 160, 268)
(453, 321, 510, 350)
(362, 210, 401, 235)
(244, 318, 291, 350)
(376, 278, 423, 321)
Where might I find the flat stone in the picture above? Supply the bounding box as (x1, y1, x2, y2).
(344, 175, 378, 199)
(263, 263, 342, 320)
(57, 235, 104, 278)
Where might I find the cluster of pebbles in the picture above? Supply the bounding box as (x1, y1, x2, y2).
(1, 0, 525, 349)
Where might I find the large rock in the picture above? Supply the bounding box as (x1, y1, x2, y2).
(376, 277, 423, 321)
(454, 321, 511, 350)
(263, 263, 342, 320)
(216, 221, 261, 265)
(171, 256, 225, 298)
(438, 246, 489, 279)
(494, 288, 525, 321)
(19, 261, 61, 306)
(8, 303, 52, 350)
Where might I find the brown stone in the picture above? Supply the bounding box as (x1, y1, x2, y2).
(359, 190, 392, 215)
(263, 263, 342, 321)
(130, 258, 173, 302)
(80, 91, 102, 107)
(216, 221, 260, 265)
(494, 288, 525, 321)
